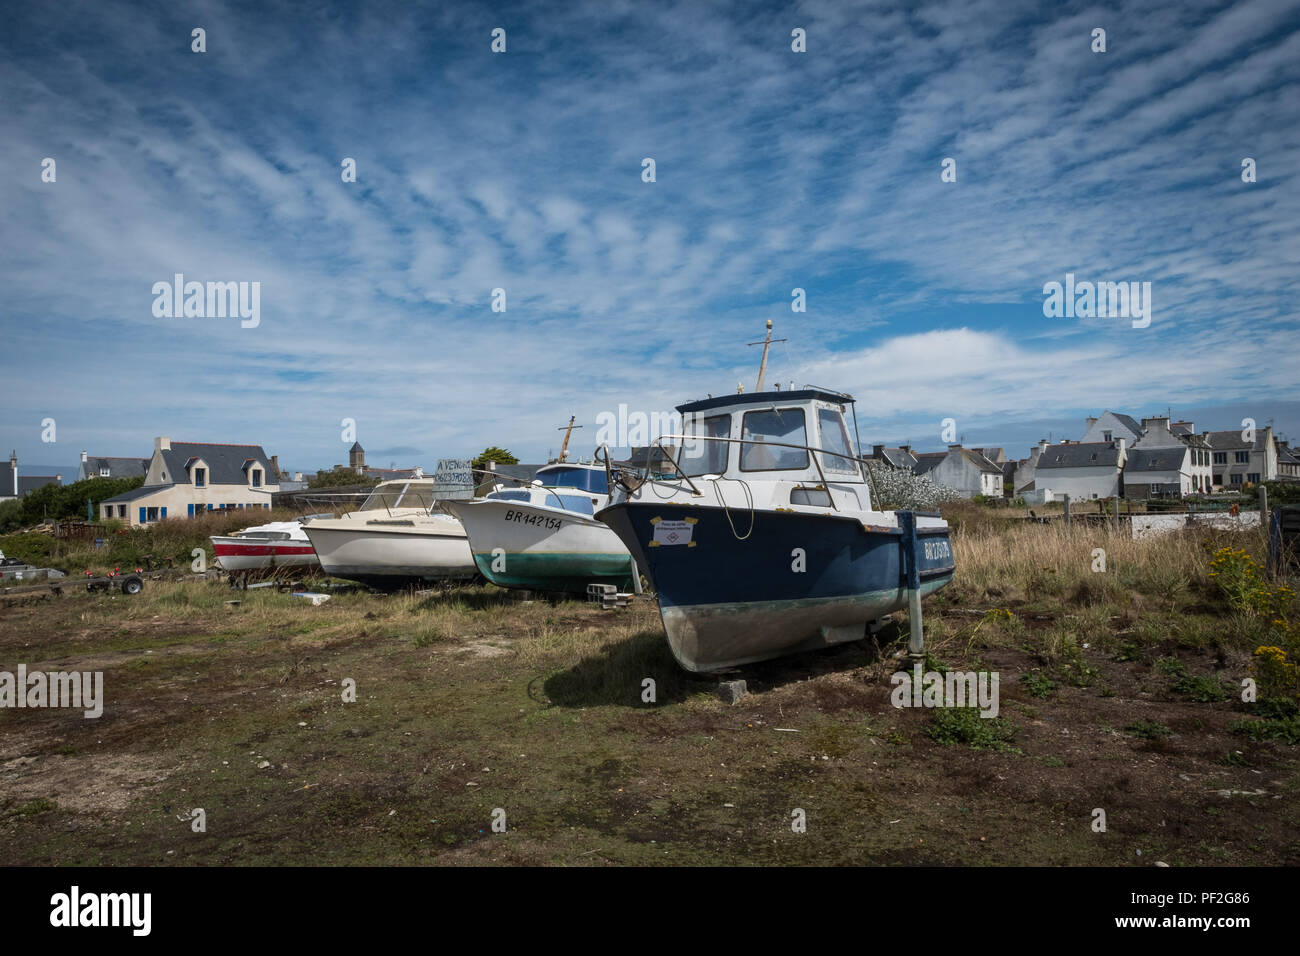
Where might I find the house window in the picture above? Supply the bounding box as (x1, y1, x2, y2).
(252, 469, 262, 488)
(1235, 451, 1249, 464)
(1248, 473, 1260, 484)
(117, 505, 126, 518)
(194, 467, 206, 487)
(1230, 474, 1242, 485)
(1103, 430, 1112, 441)
(100, 466, 110, 477)
(1213, 452, 1226, 464)
(146, 507, 160, 521)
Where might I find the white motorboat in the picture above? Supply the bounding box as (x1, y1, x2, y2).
(441, 461, 638, 594)
(301, 478, 477, 588)
(210, 518, 319, 571)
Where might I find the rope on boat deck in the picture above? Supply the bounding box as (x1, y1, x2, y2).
(712, 476, 755, 540)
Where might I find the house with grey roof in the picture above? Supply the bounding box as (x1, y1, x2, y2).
(869, 444, 920, 471)
(1082, 411, 1144, 445)
(1035, 439, 1127, 500)
(98, 437, 279, 526)
(77, 450, 151, 482)
(1275, 440, 1300, 480)
(1124, 416, 1213, 496)
(1204, 425, 1277, 491)
(0, 451, 62, 502)
(912, 445, 1003, 498)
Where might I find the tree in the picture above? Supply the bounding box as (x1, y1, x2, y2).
(0, 475, 146, 533)
(307, 468, 380, 490)
(473, 446, 519, 470)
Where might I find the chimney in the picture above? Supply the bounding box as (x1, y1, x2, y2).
(872, 444, 884, 457)
(155, 436, 171, 452)
(1086, 417, 1097, 429)
(270, 454, 280, 478)
(948, 444, 962, 452)
(80, 450, 87, 463)
(900, 444, 912, 454)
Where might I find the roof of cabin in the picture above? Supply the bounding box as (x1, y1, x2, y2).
(675, 388, 854, 415)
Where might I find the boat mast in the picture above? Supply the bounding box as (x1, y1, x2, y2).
(556, 416, 582, 463)
(748, 319, 786, 392)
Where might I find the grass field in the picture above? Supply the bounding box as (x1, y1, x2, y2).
(1, 509, 1297, 866)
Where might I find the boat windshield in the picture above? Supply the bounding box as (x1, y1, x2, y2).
(359, 483, 434, 512)
(818, 408, 860, 475)
(677, 414, 731, 476)
(740, 408, 809, 472)
(537, 466, 608, 494)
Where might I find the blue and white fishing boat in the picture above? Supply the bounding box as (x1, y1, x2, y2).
(441, 459, 640, 595)
(594, 322, 955, 672)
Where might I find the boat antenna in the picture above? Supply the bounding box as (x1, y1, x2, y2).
(747, 319, 786, 392)
(556, 415, 583, 463)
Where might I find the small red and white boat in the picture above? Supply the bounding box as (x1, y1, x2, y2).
(211, 519, 320, 571)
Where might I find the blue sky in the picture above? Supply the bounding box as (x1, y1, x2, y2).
(3, 0, 1298, 477)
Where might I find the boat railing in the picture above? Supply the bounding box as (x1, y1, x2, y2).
(598, 434, 883, 513)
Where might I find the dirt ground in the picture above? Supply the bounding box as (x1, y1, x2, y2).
(0, 580, 1295, 865)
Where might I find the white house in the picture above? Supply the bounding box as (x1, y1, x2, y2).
(1204, 426, 1277, 490)
(1034, 439, 1127, 500)
(913, 445, 1004, 498)
(1124, 416, 1213, 497)
(98, 437, 280, 526)
(1081, 412, 1144, 446)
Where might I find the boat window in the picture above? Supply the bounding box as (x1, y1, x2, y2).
(555, 494, 595, 515)
(490, 490, 532, 502)
(740, 409, 808, 472)
(817, 408, 859, 475)
(396, 485, 435, 511)
(537, 466, 608, 494)
(677, 414, 731, 476)
(359, 486, 405, 511)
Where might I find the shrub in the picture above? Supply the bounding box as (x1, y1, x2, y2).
(866, 461, 963, 511)
(926, 707, 1018, 752)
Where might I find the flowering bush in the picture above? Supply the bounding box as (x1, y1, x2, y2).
(1208, 546, 1299, 704)
(866, 461, 963, 511)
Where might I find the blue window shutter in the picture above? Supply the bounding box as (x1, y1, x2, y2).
(188, 504, 194, 517)
(139, 507, 146, 524)
(160, 507, 167, 519)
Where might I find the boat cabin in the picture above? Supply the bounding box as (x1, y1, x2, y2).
(486, 462, 608, 515)
(668, 389, 864, 486)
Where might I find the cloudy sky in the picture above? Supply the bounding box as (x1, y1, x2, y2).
(3, 0, 1298, 476)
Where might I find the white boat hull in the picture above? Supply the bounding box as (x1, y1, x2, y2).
(303, 517, 477, 588)
(443, 498, 636, 593)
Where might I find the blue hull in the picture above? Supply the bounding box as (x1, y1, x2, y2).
(597, 502, 955, 671)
